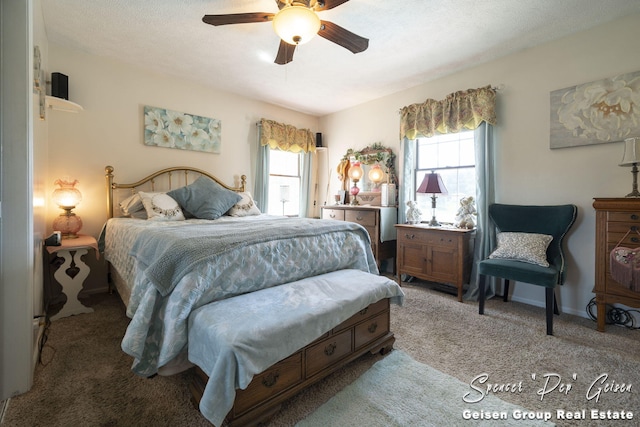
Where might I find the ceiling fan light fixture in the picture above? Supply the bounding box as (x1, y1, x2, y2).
(272, 5, 321, 45)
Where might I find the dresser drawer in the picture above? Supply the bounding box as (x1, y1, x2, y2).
(354, 310, 389, 349)
(397, 229, 458, 248)
(322, 209, 345, 221)
(305, 329, 352, 376)
(346, 210, 376, 227)
(234, 352, 302, 414)
(334, 299, 388, 332)
(608, 212, 640, 223)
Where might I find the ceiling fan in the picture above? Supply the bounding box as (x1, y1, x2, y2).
(202, 0, 369, 65)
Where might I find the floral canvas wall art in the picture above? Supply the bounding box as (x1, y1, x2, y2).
(550, 70, 640, 149)
(144, 106, 221, 153)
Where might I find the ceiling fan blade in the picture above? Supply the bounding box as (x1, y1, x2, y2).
(315, 0, 351, 12)
(318, 20, 368, 54)
(202, 13, 274, 26)
(275, 40, 296, 65)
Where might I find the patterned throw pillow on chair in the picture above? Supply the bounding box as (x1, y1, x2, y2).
(489, 232, 553, 267)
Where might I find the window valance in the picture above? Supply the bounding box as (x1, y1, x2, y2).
(400, 85, 497, 140)
(260, 118, 316, 153)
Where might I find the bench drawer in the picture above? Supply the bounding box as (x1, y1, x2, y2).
(305, 329, 352, 376)
(355, 310, 389, 349)
(234, 352, 302, 414)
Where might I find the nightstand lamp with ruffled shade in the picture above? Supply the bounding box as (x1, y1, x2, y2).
(52, 178, 83, 239)
(417, 171, 448, 226)
(620, 137, 640, 197)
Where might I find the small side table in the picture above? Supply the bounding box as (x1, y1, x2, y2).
(395, 224, 475, 302)
(45, 234, 97, 320)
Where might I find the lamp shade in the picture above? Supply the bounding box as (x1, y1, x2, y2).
(348, 162, 363, 181)
(368, 164, 385, 184)
(620, 137, 640, 166)
(52, 178, 82, 208)
(417, 172, 448, 195)
(272, 5, 321, 46)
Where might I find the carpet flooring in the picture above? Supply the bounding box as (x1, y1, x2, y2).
(2, 280, 639, 427)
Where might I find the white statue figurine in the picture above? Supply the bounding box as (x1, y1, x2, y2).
(455, 196, 477, 229)
(406, 200, 422, 224)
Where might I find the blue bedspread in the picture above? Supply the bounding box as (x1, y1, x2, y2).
(106, 216, 379, 377)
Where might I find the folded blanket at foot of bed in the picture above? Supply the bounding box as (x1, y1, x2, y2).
(188, 268, 405, 427)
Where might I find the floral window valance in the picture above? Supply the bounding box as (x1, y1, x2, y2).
(400, 85, 497, 140)
(260, 118, 316, 153)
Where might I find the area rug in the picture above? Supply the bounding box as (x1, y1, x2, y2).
(296, 350, 553, 427)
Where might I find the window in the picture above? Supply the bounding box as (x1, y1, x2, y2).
(267, 149, 301, 216)
(415, 131, 475, 224)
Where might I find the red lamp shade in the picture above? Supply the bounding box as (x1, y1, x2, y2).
(417, 172, 448, 195)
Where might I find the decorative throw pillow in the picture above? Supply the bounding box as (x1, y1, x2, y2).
(138, 191, 185, 221)
(227, 192, 261, 217)
(489, 232, 553, 267)
(167, 176, 241, 220)
(119, 193, 144, 216)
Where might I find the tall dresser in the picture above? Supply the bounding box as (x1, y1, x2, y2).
(321, 205, 397, 270)
(593, 198, 640, 331)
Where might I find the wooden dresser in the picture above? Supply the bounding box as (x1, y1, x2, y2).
(321, 205, 397, 270)
(593, 198, 640, 331)
(395, 224, 474, 302)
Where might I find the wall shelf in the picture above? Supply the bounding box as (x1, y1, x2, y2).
(45, 95, 83, 113)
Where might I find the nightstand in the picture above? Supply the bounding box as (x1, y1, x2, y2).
(395, 224, 475, 302)
(44, 234, 98, 320)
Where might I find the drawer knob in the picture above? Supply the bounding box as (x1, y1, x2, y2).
(405, 233, 415, 239)
(632, 237, 639, 243)
(632, 214, 639, 220)
(359, 307, 369, 316)
(368, 322, 378, 334)
(632, 226, 638, 232)
(330, 214, 336, 218)
(324, 342, 337, 356)
(356, 215, 363, 221)
(261, 371, 280, 388)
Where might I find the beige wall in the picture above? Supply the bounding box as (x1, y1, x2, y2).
(46, 44, 320, 238)
(319, 14, 640, 318)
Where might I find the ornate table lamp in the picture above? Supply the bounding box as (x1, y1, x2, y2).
(620, 137, 640, 197)
(52, 178, 83, 238)
(368, 163, 385, 191)
(348, 161, 363, 205)
(417, 171, 448, 226)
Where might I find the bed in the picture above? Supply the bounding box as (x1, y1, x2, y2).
(102, 165, 404, 426)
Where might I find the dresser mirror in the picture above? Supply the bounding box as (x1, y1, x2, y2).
(338, 144, 396, 200)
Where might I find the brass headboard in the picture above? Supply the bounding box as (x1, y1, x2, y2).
(105, 165, 247, 219)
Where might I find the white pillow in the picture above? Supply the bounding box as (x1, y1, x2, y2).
(119, 193, 144, 216)
(489, 232, 553, 267)
(226, 192, 261, 217)
(139, 191, 185, 221)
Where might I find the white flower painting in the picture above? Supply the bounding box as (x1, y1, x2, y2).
(144, 106, 221, 153)
(550, 70, 640, 149)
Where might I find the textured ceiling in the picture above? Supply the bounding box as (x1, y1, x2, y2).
(41, 0, 640, 116)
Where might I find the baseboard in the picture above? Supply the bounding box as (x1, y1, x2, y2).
(1, 398, 9, 424)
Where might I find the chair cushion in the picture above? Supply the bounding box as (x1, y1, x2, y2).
(489, 232, 553, 267)
(479, 258, 559, 288)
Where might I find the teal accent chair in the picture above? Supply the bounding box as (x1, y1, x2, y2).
(478, 204, 577, 335)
